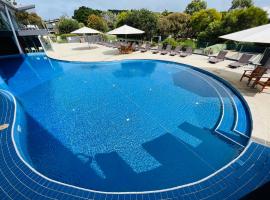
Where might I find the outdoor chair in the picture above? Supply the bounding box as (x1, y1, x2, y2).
(161, 45, 172, 55)
(240, 66, 268, 85)
(229, 53, 253, 68)
(252, 77, 270, 92)
(180, 47, 193, 57)
(31, 47, 37, 52)
(141, 43, 151, 53)
(134, 44, 142, 51)
(208, 51, 228, 64)
(170, 46, 182, 56)
(152, 45, 163, 54)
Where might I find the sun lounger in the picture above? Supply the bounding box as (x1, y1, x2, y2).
(152, 45, 163, 54)
(252, 77, 270, 92)
(240, 66, 268, 85)
(180, 47, 193, 57)
(161, 45, 172, 55)
(229, 53, 253, 68)
(141, 43, 151, 53)
(134, 44, 142, 51)
(208, 51, 228, 63)
(170, 46, 182, 56)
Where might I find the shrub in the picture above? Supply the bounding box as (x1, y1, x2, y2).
(162, 38, 178, 48)
(178, 39, 197, 49)
(60, 33, 78, 40)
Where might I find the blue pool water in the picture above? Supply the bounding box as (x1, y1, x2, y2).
(0, 54, 251, 192)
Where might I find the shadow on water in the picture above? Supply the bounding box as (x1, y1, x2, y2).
(172, 71, 218, 97)
(0, 56, 24, 82)
(178, 122, 242, 167)
(113, 61, 157, 78)
(23, 112, 218, 192)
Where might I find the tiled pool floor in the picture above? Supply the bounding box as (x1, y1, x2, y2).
(0, 90, 270, 200)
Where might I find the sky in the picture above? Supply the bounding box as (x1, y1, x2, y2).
(17, 0, 270, 20)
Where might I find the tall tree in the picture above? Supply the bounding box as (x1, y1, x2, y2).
(118, 9, 158, 39)
(102, 11, 117, 30)
(58, 17, 80, 34)
(190, 9, 222, 36)
(158, 13, 191, 38)
(15, 11, 43, 28)
(230, 0, 254, 10)
(73, 6, 102, 25)
(87, 14, 108, 32)
(185, 0, 207, 15)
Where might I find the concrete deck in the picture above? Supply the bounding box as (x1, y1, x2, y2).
(46, 43, 270, 145)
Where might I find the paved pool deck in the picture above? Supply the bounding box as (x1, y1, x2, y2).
(47, 43, 270, 145)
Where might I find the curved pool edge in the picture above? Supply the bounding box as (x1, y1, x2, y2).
(5, 56, 253, 193)
(1, 89, 270, 199)
(0, 59, 269, 199)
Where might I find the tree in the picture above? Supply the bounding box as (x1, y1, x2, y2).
(222, 6, 268, 34)
(102, 11, 117, 30)
(15, 11, 43, 28)
(230, 0, 254, 10)
(185, 0, 207, 15)
(58, 17, 80, 34)
(121, 9, 158, 39)
(87, 14, 108, 32)
(158, 13, 191, 38)
(73, 6, 102, 25)
(116, 11, 130, 27)
(190, 9, 222, 36)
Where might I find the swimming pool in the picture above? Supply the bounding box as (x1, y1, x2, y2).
(0, 54, 251, 193)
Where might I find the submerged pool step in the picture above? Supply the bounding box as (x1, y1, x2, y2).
(201, 75, 249, 147)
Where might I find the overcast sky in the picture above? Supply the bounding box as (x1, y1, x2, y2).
(17, 0, 270, 20)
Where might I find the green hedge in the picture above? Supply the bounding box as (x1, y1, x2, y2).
(60, 33, 78, 40)
(161, 38, 197, 49)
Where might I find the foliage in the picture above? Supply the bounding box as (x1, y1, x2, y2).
(60, 33, 78, 40)
(185, 0, 207, 15)
(73, 6, 102, 25)
(158, 13, 192, 39)
(190, 9, 222, 36)
(119, 9, 158, 39)
(116, 11, 130, 27)
(15, 11, 43, 28)
(222, 6, 268, 34)
(230, 0, 254, 9)
(58, 17, 80, 34)
(87, 14, 108, 32)
(178, 39, 197, 49)
(102, 11, 117, 30)
(161, 10, 173, 16)
(101, 34, 117, 42)
(162, 38, 178, 48)
(197, 20, 223, 43)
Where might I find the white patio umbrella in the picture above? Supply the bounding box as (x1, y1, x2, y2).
(71, 27, 101, 47)
(219, 24, 270, 44)
(71, 27, 101, 34)
(107, 25, 144, 40)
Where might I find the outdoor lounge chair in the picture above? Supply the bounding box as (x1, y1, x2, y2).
(152, 45, 162, 54)
(208, 51, 228, 63)
(170, 46, 182, 56)
(140, 43, 151, 53)
(161, 45, 172, 55)
(134, 43, 142, 51)
(229, 53, 253, 68)
(180, 47, 193, 57)
(240, 66, 268, 85)
(252, 77, 270, 92)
